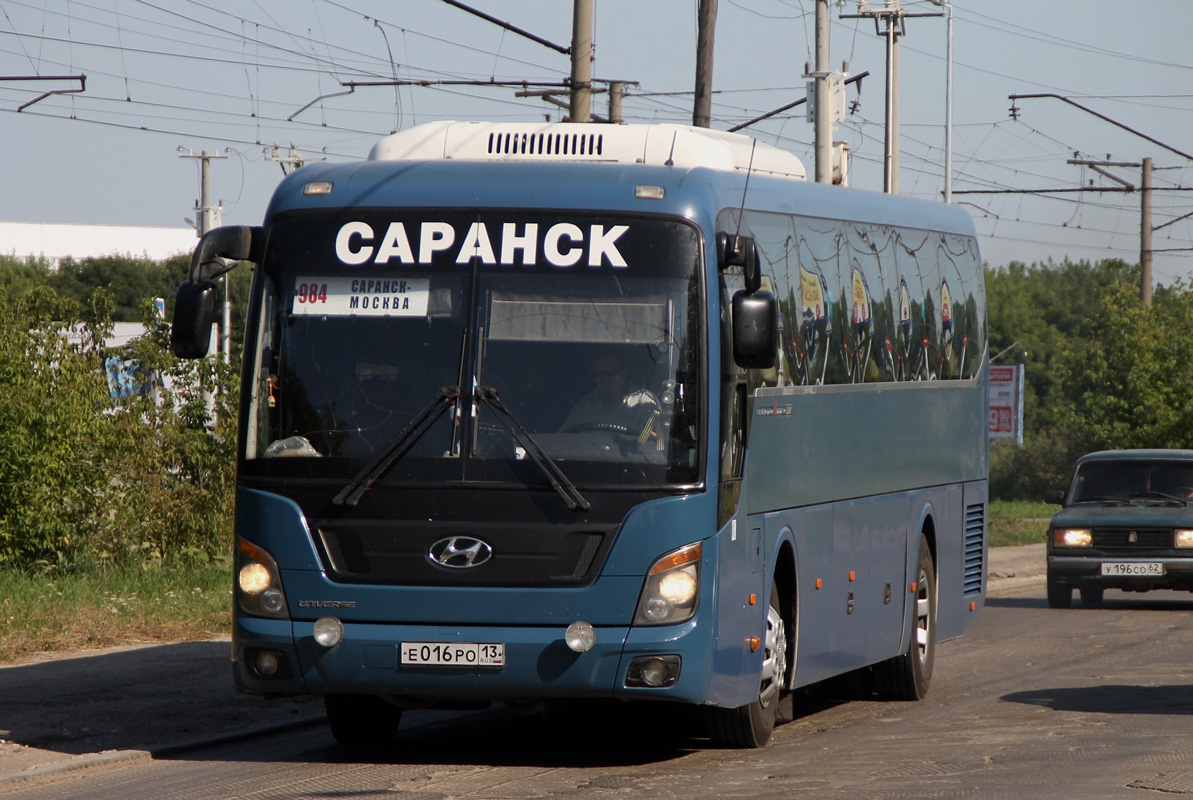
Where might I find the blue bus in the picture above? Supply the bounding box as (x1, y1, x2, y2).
(171, 120, 988, 748)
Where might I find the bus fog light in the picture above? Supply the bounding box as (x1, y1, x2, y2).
(625, 655, 681, 688)
(564, 621, 596, 653)
(313, 616, 344, 648)
(253, 650, 280, 676)
(641, 658, 669, 686)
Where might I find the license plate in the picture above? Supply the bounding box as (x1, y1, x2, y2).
(1101, 562, 1164, 576)
(400, 642, 505, 668)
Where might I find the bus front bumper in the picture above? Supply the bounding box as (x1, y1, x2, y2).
(232, 615, 712, 705)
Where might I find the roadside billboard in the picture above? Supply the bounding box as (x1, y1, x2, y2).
(988, 364, 1024, 445)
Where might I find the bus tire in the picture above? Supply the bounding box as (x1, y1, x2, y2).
(706, 581, 786, 748)
(875, 535, 935, 701)
(1079, 585, 1104, 605)
(325, 694, 402, 745)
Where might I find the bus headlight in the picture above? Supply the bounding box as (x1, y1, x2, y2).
(1176, 530, 1193, 548)
(236, 538, 289, 619)
(634, 543, 701, 626)
(1053, 528, 1092, 548)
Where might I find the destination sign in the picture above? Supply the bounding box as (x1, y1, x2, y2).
(334, 220, 630, 269)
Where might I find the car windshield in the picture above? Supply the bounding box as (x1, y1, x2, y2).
(239, 211, 704, 489)
(1070, 460, 1193, 503)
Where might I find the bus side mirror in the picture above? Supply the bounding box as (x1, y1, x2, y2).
(717, 233, 761, 294)
(1044, 489, 1065, 506)
(732, 289, 777, 369)
(170, 280, 218, 359)
(190, 225, 261, 282)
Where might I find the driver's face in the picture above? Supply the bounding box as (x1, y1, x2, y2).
(590, 356, 628, 402)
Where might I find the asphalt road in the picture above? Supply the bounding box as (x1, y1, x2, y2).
(3, 544, 1107, 799)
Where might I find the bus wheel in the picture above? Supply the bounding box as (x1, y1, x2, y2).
(325, 694, 402, 745)
(1079, 585, 1104, 605)
(875, 535, 935, 701)
(707, 582, 786, 748)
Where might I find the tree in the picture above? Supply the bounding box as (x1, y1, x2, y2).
(1054, 279, 1193, 451)
(985, 258, 1135, 433)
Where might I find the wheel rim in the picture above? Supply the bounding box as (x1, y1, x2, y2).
(760, 600, 786, 707)
(915, 565, 932, 665)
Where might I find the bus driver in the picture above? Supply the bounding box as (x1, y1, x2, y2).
(560, 353, 660, 444)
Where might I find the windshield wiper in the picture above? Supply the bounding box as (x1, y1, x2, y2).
(476, 386, 590, 512)
(332, 386, 460, 507)
(1131, 491, 1188, 506)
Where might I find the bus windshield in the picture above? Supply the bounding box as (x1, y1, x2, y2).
(240, 211, 704, 489)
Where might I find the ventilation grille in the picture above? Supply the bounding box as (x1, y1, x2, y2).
(487, 131, 604, 158)
(963, 503, 986, 595)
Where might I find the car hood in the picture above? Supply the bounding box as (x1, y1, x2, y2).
(1050, 503, 1193, 528)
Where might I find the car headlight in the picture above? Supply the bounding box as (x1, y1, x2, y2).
(1053, 528, 1092, 548)
(236, 538, 289, 619)
(1176, 530, 1193, 548)
(633, 543, 700, 626)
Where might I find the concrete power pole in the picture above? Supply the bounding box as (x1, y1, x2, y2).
(812, 0, 832, 183)
(570, 0, 593, 122)
(693, 0, 717, 128)
(842, 2, 942, 193)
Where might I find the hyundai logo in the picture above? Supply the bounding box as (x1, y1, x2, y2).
(428, 536, 494, 569)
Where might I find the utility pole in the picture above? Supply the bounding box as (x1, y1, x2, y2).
(841, 1, 941, 194)
(569, 0, 593, 122)
(179, 147, 230, 362)
(608, 81, 625, 125)
(693, 0, 717, 127)
(955, 156, 1160, 307)
(926, 0, 953, 202)
(812, 0, 832, 183)
(1142, 156, 1153, 306)
(1006, 94, 1193, 307)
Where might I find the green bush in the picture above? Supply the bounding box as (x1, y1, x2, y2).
(0, 287, 237, 571)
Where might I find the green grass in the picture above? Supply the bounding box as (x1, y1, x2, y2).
(989, 499, 1053, 548)
(0, 500, 1050, 663)
(0, 562, 232, 664)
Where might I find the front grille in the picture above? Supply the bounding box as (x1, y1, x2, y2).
(963, 503, 985, 595)
(1091, 527, 1174, 550)
(315, 521, 617, 587)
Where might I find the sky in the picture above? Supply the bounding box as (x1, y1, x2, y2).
(1, 0, 1191, 284)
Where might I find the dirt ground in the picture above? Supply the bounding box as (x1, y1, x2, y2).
(0, 638, 322, 782)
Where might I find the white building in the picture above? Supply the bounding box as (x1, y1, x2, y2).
(0, 222, 196, 263)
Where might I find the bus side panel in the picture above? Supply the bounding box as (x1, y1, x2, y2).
(709, 515, 765, 709)
(782, 505, 841, 689)
(746, 383, 987, 512)
(845, 494, 912, 666)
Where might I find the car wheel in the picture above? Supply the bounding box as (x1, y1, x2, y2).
(1046, 573, 1073, 609)
(1079, 586, 1104, 605)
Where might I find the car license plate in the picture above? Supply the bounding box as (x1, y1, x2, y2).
(400, 642, 505, 667)
(1100, 562, 1164, 576)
